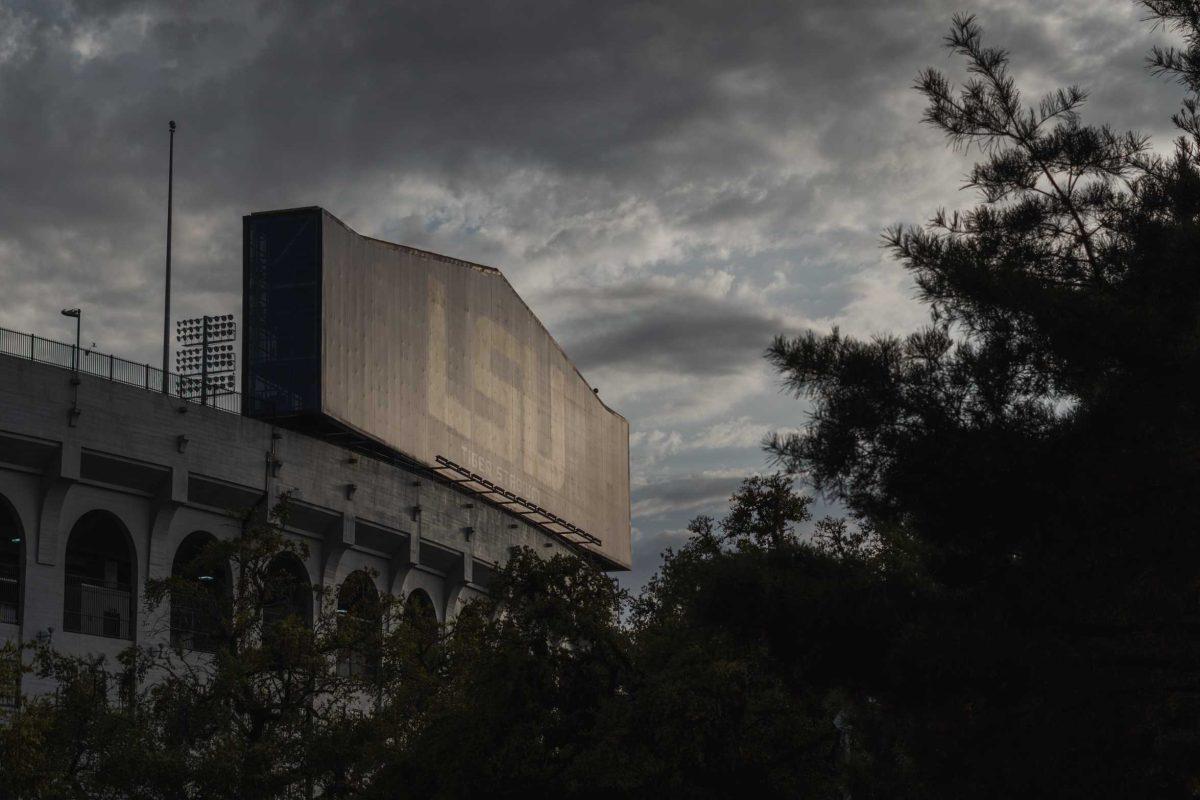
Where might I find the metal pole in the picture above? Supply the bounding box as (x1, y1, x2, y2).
(162, 120, 176, 394)
(201, 315, 209, 406)
(73, 315, 80, 374)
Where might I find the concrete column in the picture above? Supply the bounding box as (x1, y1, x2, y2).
(321, 513, 355, 592)
(35, 438, 80, 566)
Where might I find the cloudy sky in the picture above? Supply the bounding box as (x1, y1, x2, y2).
(0, 0, 1186, 589)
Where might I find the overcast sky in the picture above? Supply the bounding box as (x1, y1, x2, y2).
(0, 0, 1186, 589)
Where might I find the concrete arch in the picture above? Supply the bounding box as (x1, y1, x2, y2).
(338, 569, 380, 610)
(330, 549, 387, 599)
(146, 502, 183, 588)
(155, 508, 239, 579)
(60, 506, 137, 563)
(55, 490, 145, 576)
(398, 570, 445, 625)
(62, 509, 138, 641)
(171, 530, 231, 582)
(0, 490, 28, 539)
(403, 587, 438, 626)
(36, 479, 76, 567)
(445, 582, 488, 623)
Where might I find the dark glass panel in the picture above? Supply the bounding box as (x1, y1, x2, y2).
(244, 209, 322, 418)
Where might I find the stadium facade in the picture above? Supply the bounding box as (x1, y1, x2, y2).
(0, 207, 630, 701)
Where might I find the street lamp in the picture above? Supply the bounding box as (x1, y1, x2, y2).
(60, 308, 81, 373)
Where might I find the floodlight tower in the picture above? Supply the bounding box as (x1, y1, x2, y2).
(175, 314, 237, 406)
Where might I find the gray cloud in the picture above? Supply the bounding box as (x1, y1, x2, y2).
(632, 472, 748, 519)
(552, 279, 805, 377)
(0, 2, 1166, 339)
(0, 0, 1185, 586)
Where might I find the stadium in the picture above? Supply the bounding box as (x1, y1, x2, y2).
(0, 207, 631, 702)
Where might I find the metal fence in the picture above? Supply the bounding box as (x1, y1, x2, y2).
(0, 561, 17, 625)
(63, 581, 135, 640)
(0, 326, 241, 414)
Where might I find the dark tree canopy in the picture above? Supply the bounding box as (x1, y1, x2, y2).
(765, 7, 1200, 795)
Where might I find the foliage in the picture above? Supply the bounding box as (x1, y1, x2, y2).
(1, 478, 877, 800)
(765, 7, 1200, 796)
(0, 501, 403, 799)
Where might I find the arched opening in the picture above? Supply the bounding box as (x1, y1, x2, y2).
(336, 571, 381, 679)
(403, 588, 437, 627)
(263, 552, 313, 655)
(170, 531, 229, 652)
(402, 588, 440, 658)
(453, 596, 486, 625)
(0, 496, 22, 626)
(64, 511, 136, 640)
(264, 553, 313, 629)
(449, 598, 488, 643)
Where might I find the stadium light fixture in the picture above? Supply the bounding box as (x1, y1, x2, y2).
(175, 313, 238, 406)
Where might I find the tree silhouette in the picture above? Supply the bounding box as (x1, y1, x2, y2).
(768, 9, 1200, 796)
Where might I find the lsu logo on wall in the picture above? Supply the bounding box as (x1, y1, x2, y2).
(426, 276, 566, 494)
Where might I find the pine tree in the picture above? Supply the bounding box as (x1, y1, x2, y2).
(767, 9, 1200, 795)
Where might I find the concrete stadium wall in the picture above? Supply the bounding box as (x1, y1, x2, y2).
(0, 353, 580, 697)
(318, 211, 632, 568)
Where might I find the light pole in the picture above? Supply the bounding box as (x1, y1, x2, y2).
(162, 119, 176, 393)
(61, 307, 83, 427)
(61, 308, 81, 373)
